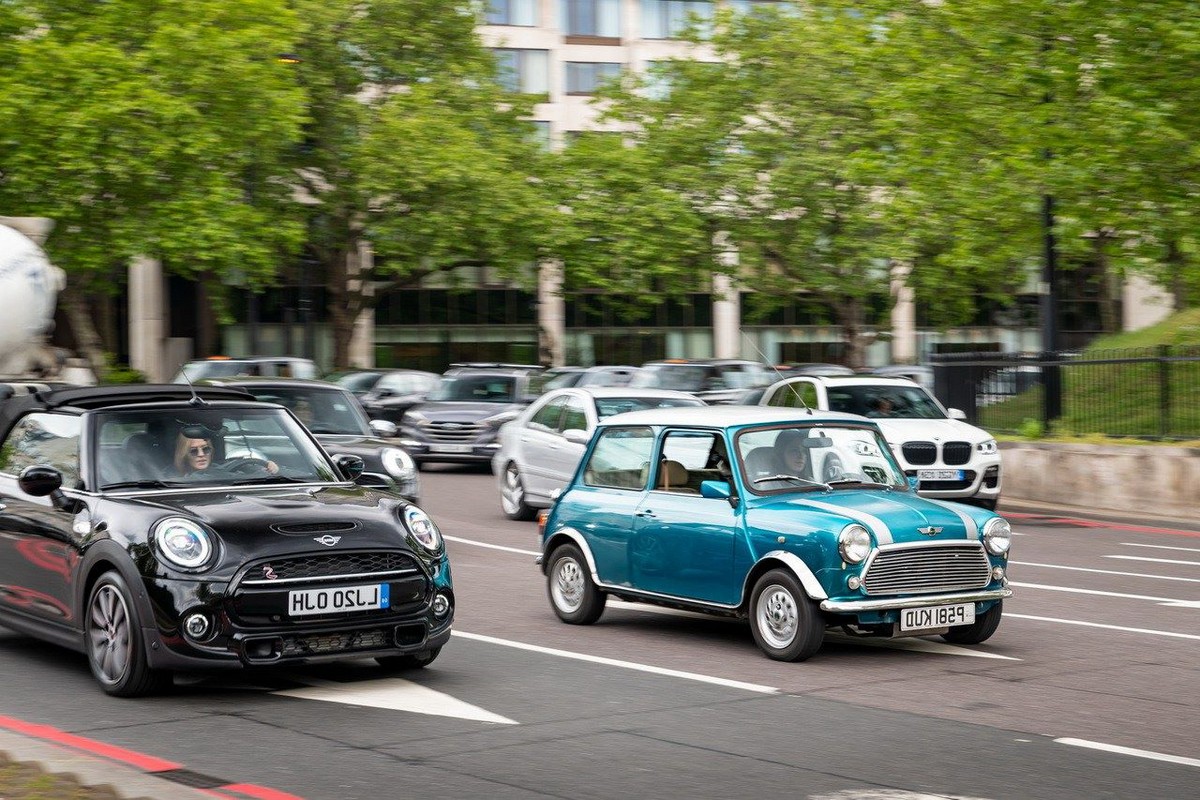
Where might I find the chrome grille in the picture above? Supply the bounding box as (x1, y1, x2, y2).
(942, 442, 972, 466)
(901, 441, 937, 465)
(426, 422, 483, 442)
(862, 543, 992, 595)
(242, 551, 418, 585)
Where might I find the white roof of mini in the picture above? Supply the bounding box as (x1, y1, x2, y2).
(599, 405, 873, 428)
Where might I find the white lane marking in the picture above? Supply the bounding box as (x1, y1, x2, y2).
(275, 677, 518, 724)
(810, 792, 994, 800)
(1106, 555, 1200, 567)
(453, 631, 778, 694)
(444, 535, 540, 557)
(1121, 542, 1200, 554)
(1009, 581, 1200, 607)
(1007, 613, 1200, 641)
(1011, 561, 1200, 584)
(1055, 738, 1200, 769)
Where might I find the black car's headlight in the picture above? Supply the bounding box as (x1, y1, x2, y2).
(382, 447, 417, 482)
(838, 524, 872, 564)
(401, 506, 442, 553)
(153, 517, 216, 571)
(983, 517, 1012, 555)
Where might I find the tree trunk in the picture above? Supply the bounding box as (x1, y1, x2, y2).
(1093, 236, 1119, 334)
(59, 280, 108, 378)
(836, 296, 870, 369)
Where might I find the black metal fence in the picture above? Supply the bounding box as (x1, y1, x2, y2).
(931, 345, 1200, 440)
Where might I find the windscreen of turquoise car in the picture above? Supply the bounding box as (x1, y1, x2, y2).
(736, 424, 907, 492)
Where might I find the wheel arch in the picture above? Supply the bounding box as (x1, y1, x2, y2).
(77, 540, 156, 637)
(541, 527, 599, 580)
(741, 550, 828, 611)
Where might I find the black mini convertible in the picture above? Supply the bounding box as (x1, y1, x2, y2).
(0, 384, 454, 696)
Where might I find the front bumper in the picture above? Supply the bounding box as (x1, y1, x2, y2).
(820, 587, 1012, 614)
(903, 458, 1002, 502)
(400, 432, 501, 464)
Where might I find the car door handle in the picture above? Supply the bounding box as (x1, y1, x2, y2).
(635, 509, 656, 518)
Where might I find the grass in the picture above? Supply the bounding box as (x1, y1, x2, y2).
(0, 756, 119, 800)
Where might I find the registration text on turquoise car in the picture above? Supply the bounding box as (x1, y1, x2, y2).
(539, 407, 1012, 661)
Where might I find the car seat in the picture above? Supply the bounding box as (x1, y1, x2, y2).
(656, 459, 696, 493)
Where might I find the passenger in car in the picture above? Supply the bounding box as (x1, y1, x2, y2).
(773, 429, 813, 479)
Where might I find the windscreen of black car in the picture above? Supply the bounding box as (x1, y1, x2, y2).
(427, 375, 517, 402)
(595, 396, 704, 419)
(245, 387, 369, 435)
(826, 385, 946, 419)
(95, 408, 338, 488)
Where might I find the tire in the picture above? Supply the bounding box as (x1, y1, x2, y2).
(85, 571, 171, 697)
(820, 455, 845, 482)
(749, 569, 824, 662)
(941, 600, 1003, 645)
(500, 462, 537, 521)
(546, 543, 606, 624)
(376, 646, 442, 671)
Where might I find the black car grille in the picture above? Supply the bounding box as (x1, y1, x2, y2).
(901, 442, 937, 465)
(280, 627, 394, 657)
(272, 522, 359, 534)
(862, 543, 992, 596)
(942, 441, 972, 466)
(241, 551, 418, 585)
(425, 422, 483, 442)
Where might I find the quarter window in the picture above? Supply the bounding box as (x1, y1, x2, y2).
(768, 381, 817, 410)
(561, 398, 588, 433)
(565, 62, 622, 95)
(0, 413, 82, 489)
(530, 397, 567, 432)
(583, 426, 654, 489)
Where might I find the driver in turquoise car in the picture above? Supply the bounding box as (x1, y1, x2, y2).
(172, 430, 278, 476)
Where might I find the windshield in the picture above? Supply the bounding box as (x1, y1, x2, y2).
(375, 372, 439, 394)
(241, 387, 370, 435)
(736, 423, 907, 493)
(427, 374, 517, 403)
(335, 372, 384, 393)
(632, 364, 769, 392)
(176, 361, 250, 382)
(826, 385, 947, 419)
(94, 407, 339, 489)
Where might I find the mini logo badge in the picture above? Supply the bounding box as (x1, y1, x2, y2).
(917, 526, 943, 536)
(314, 535, 342, 546)
(262, 565, 277, 580)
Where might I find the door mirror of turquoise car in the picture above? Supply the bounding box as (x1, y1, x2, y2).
(907, 476, 920, 491)
(700, 480, 731, 499)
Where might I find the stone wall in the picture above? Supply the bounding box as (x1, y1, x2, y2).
(999, 441, 1200, 518)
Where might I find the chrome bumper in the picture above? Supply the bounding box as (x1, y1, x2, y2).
(820, 587, 1012, 614)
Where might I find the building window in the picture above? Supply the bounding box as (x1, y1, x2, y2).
(565, 62, 622, 95)
(493, 48, 550, 94)
(642, 0, 714, 39)
(725, 0, 779, 14)
(486, 0, 539, 26)
(562, 0, 621, 38)
(530, 120, 552, 151)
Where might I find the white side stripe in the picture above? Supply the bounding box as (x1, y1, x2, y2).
(799, 499, 894, 544)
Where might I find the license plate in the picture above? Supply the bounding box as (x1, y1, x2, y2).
(917, 469, 964, 481)
(430, 443, 473, 454)
(900, 602, 975, 631)
(288, 584, 389, 617)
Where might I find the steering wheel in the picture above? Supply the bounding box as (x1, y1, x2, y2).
(224, 456, 271, 474)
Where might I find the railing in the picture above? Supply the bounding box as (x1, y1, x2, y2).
(930, 345, 1200, 440)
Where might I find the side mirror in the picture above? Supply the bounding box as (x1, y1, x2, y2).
(948, 408, 967, 421)
(700, 480, 732, 500)
(333, 454, 365, 481)
(376, 388, 395, 398)
(563, 429, 590, 445)
(369, 419, 398, 438)
(19, 465, 73, 510)
(907, 476, 920, 491)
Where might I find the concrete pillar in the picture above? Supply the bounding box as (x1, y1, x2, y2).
(538, 260, 565, 366)
(712, 272, 740, 359)
(890, 261, 917, 364)
(348, 239, 376, 368)
(129, 255, 166, 382)
(1122, 273, 1173, 332)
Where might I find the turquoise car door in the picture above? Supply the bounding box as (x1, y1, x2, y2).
(631, 490, 739, 604)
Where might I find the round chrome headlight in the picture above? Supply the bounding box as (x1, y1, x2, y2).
(381, 447, 417, 482)
(402, 506, 442, 553)
(983, 517, 1012, 555)
(838, 524, 872, 564)
(153, 517, 214, 570)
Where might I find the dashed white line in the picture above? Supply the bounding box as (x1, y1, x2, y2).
(1007, 613, 1200, 641)
(1008, 581, 1195, 605)
(1011, 561, 1200, 583)
(1055, 738, 1200, 769)
(1121, 542, 1200, 554)
(444, 535, 540, 557)
(1106, 555, 1200, 567)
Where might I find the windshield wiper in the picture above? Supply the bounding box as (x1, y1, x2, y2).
(751, 474, 833, 491)
(827, 477, 894, 491)
(101, 479, 179, 490)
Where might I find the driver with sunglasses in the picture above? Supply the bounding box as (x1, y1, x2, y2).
(172, 428, 278, 477)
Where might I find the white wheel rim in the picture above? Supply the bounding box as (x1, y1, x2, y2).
(88, 585, 132, 684)
(756, 585, 798, 649)
(500, 465, 524, 515)
(551, 557, 585, 613)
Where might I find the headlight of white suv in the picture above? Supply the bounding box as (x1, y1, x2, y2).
(402, 506, 442, 553)
(982, 517, 1012, 555)
(838, 524, 872, 564)
(153, 517, 215, 570)
(381, 447, 417, 482)
(977, 439, 998, 456)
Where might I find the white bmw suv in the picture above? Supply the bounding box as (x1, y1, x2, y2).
(756, 375, 1001, 509)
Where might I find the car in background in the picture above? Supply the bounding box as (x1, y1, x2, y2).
(870, 364, 936, 393)
(773, 362, 855, 378)
(326, 368, 389, 397)
(756, 375, 1001, 509)
(493, 387, 705, 520)
(173, 356, 318, 383)
(0, 384, 452, 696)
(357, 370, 443, 424)
(202, 377, 421, 504)
(444, 362, 543, 375)
(398, 369, 541, 466)
(539, 406, 1011, 661)
(533, 365, 643, 393)
(632, 358, 772, 404)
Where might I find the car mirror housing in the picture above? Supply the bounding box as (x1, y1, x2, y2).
(563, 429, 590, 445)
(18, 465, 75, 510)
(907, 476, 920, 492)
(369, 419, 399, 438)
(333, 454, 366, 481)
(700, 480, 732, 500)
(947, 408, 967, 421)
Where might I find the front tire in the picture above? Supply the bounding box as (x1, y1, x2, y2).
(941, 601, 1003, 645)
(546, 543, 605, 624)
(376, 647, 442, 671)
(85, 571, 170, 697)
(500, 462, 537, 521)
(749, 569, 824, 662)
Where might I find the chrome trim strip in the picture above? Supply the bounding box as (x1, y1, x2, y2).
(820, 587, 1011, 614)
(240, 568, 420, 586)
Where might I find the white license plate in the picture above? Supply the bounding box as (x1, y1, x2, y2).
(288, 584, 389, 617)
(917, 469, 964, 481)
(430, 443, 473, 454)
(900, 602, 975, 632)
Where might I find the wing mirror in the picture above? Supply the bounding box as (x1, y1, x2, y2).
(333, 454, 365, 481)
(369, 419, 399, 438)
(562, 429, 590, 445)
(19, 465, 74, 510)
(700, 479, 738, 509)
(948, 408, 967, 421)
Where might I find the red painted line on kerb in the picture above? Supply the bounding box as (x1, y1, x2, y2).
(1004, 511, 1200, 538)
(0, 714, 180, 772)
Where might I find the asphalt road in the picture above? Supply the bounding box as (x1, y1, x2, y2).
(1, 466, 1198, 800)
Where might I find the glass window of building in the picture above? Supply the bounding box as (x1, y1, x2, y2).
(530, 120, 552, 151)
(493, 48, 550, 94)
(565, 62, 623, 95)
(642, 0, 714, 39)
(562, 0, 621, 37)
(487, 0, 539, 26)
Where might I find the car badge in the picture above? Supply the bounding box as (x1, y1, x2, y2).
(314, 535, 342, 546)
(917, 526, 943, 536)
(262, 565, 278, 580)
(443, 422, 464, 429)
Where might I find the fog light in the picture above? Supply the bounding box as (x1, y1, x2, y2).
(184, 613, 211, 640)
(992, 566, 1005, 581)
(432, 593, 451, 617)
(847, 575, 862, 591)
